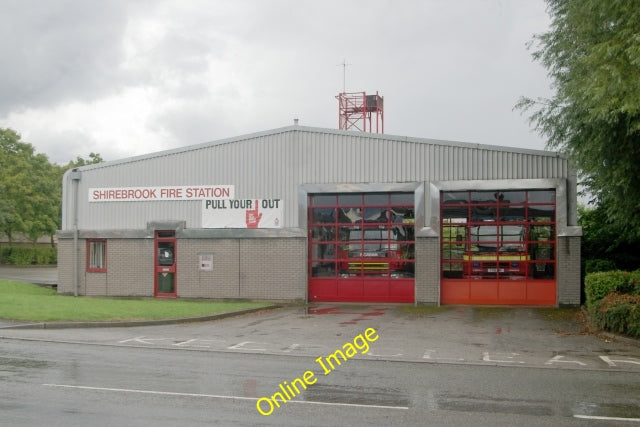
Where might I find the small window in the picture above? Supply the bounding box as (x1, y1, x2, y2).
(87, 239, 107, 272)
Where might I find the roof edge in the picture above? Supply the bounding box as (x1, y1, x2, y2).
(74, 125, 564, 172)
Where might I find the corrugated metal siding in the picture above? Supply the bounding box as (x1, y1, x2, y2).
(63, 127, 569, 231)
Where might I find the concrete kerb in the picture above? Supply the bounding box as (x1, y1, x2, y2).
(0, 304, 282, 330)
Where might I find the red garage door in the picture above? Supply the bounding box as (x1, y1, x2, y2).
(308, 192, 415, 303)
(441, 189, 556, 306)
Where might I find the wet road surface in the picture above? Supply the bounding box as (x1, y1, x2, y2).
(1, 338, 639, 426)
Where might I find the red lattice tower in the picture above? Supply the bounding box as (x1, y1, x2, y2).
(336, 91, 384, 134)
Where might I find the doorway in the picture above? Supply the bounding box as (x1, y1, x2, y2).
(155, 230, 176, 297)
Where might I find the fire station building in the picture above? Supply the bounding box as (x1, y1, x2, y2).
(57, 125, 582, 306)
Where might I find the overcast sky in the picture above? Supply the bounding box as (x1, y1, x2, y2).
(1, 0, 553, 164)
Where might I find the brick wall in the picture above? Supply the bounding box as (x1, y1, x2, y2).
(103, 239, 154, 296)
(177, 238, 306, 300)
(557, 235, 581, 306)
(415, 236, 440, 305)
(59, 236, 306, 300)
(176, 239, 240, 298)
(56, 239, 74, 295)
(58, 238, 154, 296)
(238, 238, 306, 300)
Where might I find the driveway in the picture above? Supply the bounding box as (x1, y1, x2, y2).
(0, 265, 57, 285)
(1, 304, 639, 372)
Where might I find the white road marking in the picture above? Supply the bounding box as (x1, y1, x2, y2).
(43, 384, 409, 410)
(44, 383, 256, 401)
(282, 343, 300, 353)
(172, 339, 223, 348)
(423, 349, 464, 361)
(117, 336, 169, 345)
(227, 341, 267, 351)
(367, 351, 403, 358)
(574, 414, 640, 422)
(599, 356, 640, 367)
(544, 355, 587, 366)
(482, 352, 525, 364)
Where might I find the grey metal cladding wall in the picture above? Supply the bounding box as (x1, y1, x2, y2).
(67, 129, 299, 230)
(296, 130, 566, 183)
(63, 127, 568, 230)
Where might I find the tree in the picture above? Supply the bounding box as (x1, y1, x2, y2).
(65, 152, 104, 168)
(518, 0, 640, 241)
(579, 202, 640, 272)
(0, 128, 104, 246)
(0, 128, 36, 243)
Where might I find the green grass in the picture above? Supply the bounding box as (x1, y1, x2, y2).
(471, 306, 514, 321)
(0, 280, 273, 322)
(396, 305, 452, 317)
(534, 307, 580, 321)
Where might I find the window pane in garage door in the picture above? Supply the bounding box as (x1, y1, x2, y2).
(440, 189, 557, 305)
(309, 192, 415, 303)
(309, 192, 415, 279)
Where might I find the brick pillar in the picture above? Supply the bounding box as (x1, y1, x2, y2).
(557, 236, 581, 306)
(415, 236, 440, 305)
(56, 238, 75, 295)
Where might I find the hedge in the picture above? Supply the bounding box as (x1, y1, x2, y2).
(584, 270, 640, 307)
(588, 293, 640, 338)
(585, 269, 640, 339)
(0, 247, 57, 265)
(584, 258, 617, 274)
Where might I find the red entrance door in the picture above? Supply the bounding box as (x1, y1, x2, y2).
(155, 231, 176, 297)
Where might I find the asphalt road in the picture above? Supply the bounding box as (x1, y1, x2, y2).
(1, 338, 639, 426)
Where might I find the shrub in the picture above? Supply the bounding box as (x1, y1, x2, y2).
(630, 270, 640, 295)
(584, 270, 631, 307)
(588, 297, 605, 328)
(0, 247, 57, 265)
(627, 304, 640, 337)
(602, 302, 633, 334)
(593, 293, 640, 338)
(0, 247, 10, 263)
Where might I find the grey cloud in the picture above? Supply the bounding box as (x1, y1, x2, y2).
(0, 0, 552, 165)
(0, 0, 131, 114)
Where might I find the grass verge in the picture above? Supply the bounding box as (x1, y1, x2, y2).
(534, 307, 580, 321)
(471, 306, 514, 321)
(0, 280, 273, 322)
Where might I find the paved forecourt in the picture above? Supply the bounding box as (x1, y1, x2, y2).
(1, 305, 639, 372)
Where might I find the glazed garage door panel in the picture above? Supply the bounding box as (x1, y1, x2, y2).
(308, 192, 415, 303)
(441, 189, 557, 306)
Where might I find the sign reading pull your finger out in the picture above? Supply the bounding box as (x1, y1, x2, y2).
(202, 199, 283, 229)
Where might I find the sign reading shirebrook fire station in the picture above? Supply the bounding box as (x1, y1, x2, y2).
(89, 185, 234, 202)
(202, 199, 283, 228)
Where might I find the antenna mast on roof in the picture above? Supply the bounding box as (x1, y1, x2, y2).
(335, 59, 384, 134)
(338, 58, 351, 93)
